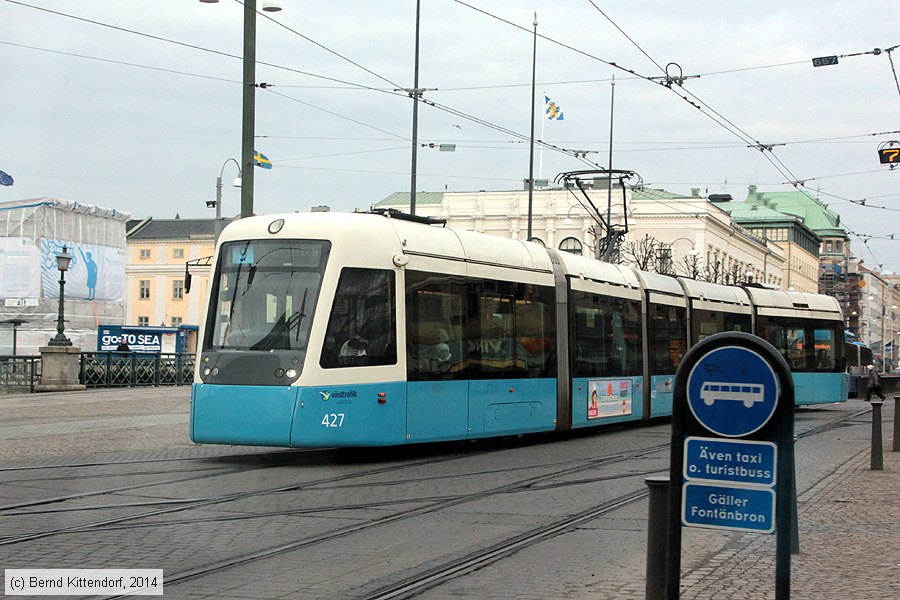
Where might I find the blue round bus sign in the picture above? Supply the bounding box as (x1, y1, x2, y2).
(686, 345, 780, 438)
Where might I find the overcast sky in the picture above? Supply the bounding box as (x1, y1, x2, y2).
(2, 1, 898, 265)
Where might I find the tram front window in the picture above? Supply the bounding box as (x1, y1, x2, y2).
(207, 240, 330, 353)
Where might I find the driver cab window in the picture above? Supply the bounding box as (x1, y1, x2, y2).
(320, 268, 397, 368)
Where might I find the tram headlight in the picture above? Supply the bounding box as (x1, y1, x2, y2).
(286, 368, 297, 378)
(275, 368, 285, 378)
(203, 367, 211, 376)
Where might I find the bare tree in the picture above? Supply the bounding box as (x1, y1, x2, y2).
(704, 259, 723, 284)
(679, 253, 703, 279)
(723, 263, 746, 286)
(622, 234, 658, 271)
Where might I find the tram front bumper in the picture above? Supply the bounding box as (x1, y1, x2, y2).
(190, 383, 298, 447)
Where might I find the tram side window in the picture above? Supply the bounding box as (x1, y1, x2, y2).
(758, 317, 810, 371)
(649, 303, 687, 375)
(469, 283, 517, 377)
(814, 328, 839, 371)
(515, 284, 556, 378)
(466, 280, 557, 379)
(406, 271, 467, 380)
(572, 290, 642, 378)
(320, 268, 396, 368)
(692, 311, 751, 343)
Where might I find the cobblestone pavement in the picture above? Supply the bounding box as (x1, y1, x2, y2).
(0, 389, 896, 599)
(677, 443, 900, 599)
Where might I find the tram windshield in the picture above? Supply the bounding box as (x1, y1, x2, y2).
(205, 240, 330, 352)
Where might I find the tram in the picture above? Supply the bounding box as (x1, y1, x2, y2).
(845, 341, 873, 397)
(190, 210, 848, 448)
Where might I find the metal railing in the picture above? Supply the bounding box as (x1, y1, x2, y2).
(80, 352, 195, 388)
(0, 356, 41, 393)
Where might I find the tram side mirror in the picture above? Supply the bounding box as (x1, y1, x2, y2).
(184, 266, 192, 295)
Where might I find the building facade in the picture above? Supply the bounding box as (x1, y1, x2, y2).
(0, 198, 129, 353)
(714, 196, 821, 293)
(376, 186, 785, 287)
(125, 218, 217, 329)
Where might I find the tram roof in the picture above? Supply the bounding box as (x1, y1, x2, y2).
(678, 278, 752, 306)
(218, 212, 554, 272)
(556, 252, 641, 289)
(633, 270, 685, 297)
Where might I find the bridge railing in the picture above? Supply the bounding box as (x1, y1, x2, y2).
(79, 352, 195, 388)
(0, 356, 41, 393)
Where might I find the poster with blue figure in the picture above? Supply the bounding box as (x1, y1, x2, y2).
(40, 238, 125, 302)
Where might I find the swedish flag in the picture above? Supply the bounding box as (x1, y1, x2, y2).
(254, 151, 273, 169)
(545, 96, 565, 121)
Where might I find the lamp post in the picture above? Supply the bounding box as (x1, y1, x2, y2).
(212, 158, 242, 241)
(526, 12, 538, 241)
(661, 237, 696, 277)
(47, 245, 73, 347)
(199, 0, 282, 218)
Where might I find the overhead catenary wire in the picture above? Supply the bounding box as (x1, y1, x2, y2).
(4, 0, 602, 171)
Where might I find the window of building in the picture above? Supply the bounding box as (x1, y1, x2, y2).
(171, 316, 183, 327)
(529, 237, 546, 247)
(172, 279, 184, 300)
(834, 240, 843, 253)
(559, 237, 583, 255)
(320, 268, 396, 368)
(173, 248, 184, 259)
(139, 280, 151, 300)
(137, 316, 149, 326)
(139, 248, 151, 259)
(825, 240, 833, 253)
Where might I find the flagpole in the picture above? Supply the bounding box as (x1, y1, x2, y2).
(539, 92, 546, 180)
(527, 12, 538, 242)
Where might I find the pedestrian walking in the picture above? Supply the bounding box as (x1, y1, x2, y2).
(865, 364, 885, 402)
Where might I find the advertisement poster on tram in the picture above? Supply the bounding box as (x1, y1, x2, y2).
(587, 379, 633, 419)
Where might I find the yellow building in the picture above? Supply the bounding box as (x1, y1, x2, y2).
(125, 218, 218, 329)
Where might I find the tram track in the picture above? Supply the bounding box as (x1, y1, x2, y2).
(95, 443, 671, 599)
(133, 405, 872, 598)
(359, 488, 650, 600)
(0, 450, 486, 546)
(0, 448, 310, 474)
(353, 405, 876, 600)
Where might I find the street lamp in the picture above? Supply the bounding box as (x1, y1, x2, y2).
(211, 158, 242, 240)
(2, 318, 27, 355)
(47, 245, 73, 347)
(199, 0, 283, 218)
(562, 204, 581, 225)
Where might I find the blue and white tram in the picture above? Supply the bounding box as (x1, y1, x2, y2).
(190, 211, 846, 448)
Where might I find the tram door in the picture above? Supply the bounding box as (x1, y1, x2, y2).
(405, 274, 470, 443)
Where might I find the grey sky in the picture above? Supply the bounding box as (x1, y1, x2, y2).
(2, 1, 897, 264)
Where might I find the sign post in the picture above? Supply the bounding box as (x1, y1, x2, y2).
(666, 332, 794, 600)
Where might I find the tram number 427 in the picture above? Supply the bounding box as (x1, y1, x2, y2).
(322, 413, 345, 427)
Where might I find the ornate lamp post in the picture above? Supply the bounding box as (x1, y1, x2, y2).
(47, 245, 73, 347)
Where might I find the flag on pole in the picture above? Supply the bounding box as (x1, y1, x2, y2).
(0, 170, 13, 186)
(545, 96, 565, 121)
(254, 151, 272, 169)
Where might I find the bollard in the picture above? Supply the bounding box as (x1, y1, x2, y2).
(893, 397, 900, 452)
(644, 476, 669, 600)
(871, 399, 884, 470)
